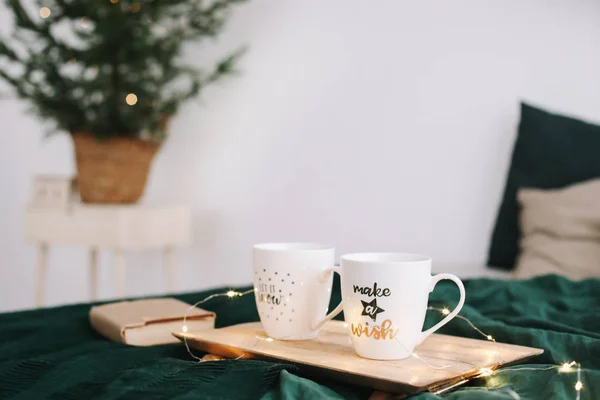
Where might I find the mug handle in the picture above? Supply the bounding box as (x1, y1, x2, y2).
(418, 273, 466, 345)
(312, 265, 344, 330)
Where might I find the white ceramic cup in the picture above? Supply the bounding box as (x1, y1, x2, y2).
(253, 243, 343, 340)
(338, 253, 466, 360)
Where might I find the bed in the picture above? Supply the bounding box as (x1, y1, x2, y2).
(1, 275, 598, 399)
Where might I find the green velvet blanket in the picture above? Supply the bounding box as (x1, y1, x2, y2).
(1, 276, 598, 399)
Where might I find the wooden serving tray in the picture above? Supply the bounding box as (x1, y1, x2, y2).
(174, 321, 543, 396)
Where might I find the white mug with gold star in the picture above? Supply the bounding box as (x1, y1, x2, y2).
(253, 243, 343, 340)
(339, 253, 466, 360)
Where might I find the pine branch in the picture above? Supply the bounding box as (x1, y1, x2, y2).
(0, 40, 21, 62)
(205, 46, 246, 83)
(0, 0, 249, 140)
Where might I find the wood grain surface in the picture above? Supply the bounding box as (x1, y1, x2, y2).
(174, 321, 543, 395)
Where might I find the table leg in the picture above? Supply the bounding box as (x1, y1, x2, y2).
(164, 247, 175, 293)
(90, 248, 98, 302)
(115, 249, 126, 298)
(35, 243, 48, 308)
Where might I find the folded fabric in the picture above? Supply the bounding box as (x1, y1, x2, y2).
(514, 179, 600, 280)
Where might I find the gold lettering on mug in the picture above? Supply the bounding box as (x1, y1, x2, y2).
(350, 319, 398, 340)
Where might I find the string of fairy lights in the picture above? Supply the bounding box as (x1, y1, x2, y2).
(181, 288, 585, 399)
(37, 1, 140, 107)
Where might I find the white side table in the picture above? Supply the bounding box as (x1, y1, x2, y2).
(25, 204, 191, 307)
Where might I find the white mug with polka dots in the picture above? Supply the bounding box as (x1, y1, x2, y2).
(253, 243, 343, 340)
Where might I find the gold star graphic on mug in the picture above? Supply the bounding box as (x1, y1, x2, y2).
(361, 298, 385, 322)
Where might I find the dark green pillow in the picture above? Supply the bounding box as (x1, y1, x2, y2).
(488, 103, 600, 270)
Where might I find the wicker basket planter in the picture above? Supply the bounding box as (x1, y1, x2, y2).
(72, 133, 160, 204)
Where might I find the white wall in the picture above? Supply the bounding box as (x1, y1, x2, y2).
(1, 0, 600, 312)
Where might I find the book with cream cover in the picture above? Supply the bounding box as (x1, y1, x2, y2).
(89, 298, 215, 346)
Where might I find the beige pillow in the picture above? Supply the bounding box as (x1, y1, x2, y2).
(513, 179, 600, 280)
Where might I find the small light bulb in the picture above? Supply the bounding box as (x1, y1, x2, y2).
(560, 362, 572, 372)
(575, 381, 583, 391)
(125, 93, 138, 106)
(265, 337, 273, 342)
(487, 335, 493, 341)
(39, 7, 51, 19)
(442, 308, 450, 315)
(486, 376, 501, 389)
(182, 325, 188, 333)
(226, 290, 236, 298)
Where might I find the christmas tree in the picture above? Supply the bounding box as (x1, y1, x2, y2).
(0, 0, 246, 141)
